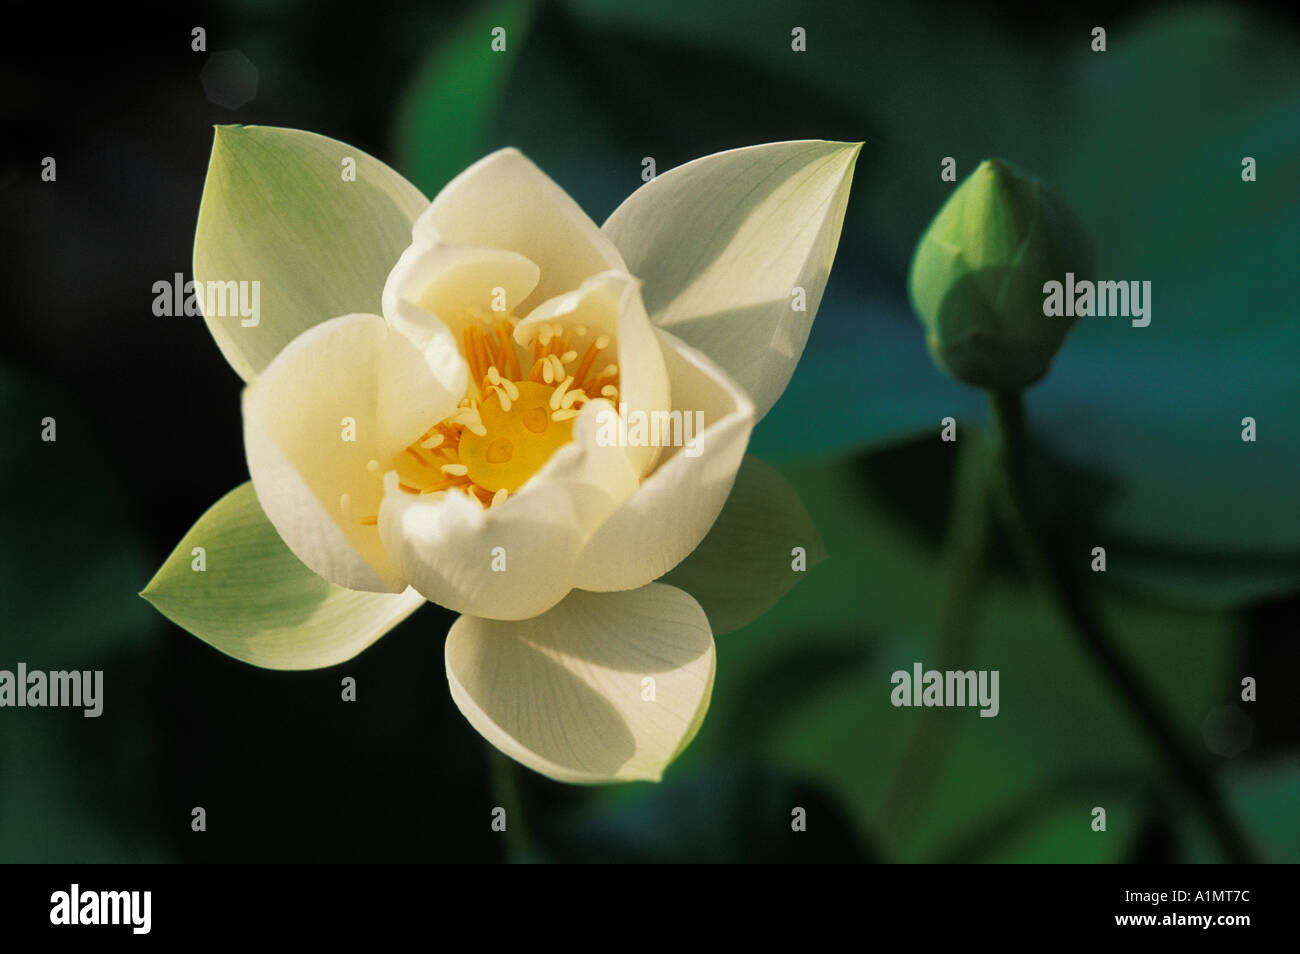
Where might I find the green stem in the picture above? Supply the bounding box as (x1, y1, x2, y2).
(487, 746, 532, 862)
(987, 389, 1253, 863)
(878, 431, 994, 838)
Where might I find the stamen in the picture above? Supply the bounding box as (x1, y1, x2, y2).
(441, 463, 469, 477)
(549, 375, 574, 411)
(451, 406, 487, 437)
(552, 408, 580, 422)
(491, 487, 509, 508)
(573, 338, 606, 387)
(469, 328, 493, 393)
(358, 515, 378, 526)
(461, 327, 480, 385)
(421, 433, 445, 449)
(366, 459, 380, 473)
(491, 384, 513, 412)
(496, 322, 521, 379)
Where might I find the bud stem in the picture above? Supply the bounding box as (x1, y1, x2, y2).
(987, 389, 1254, 863)
(879, 431, 995, 837)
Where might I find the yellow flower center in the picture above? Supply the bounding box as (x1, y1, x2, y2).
(379, 312, 621, 512)
(458, 380, 573, 493)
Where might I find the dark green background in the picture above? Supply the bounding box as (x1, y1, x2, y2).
(2, 0, 1296, 862)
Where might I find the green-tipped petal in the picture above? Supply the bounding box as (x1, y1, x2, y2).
(141, 483, 425, 670)
(603, 140, 861, 420)
(194, 125, 429, 381)
(445, 584, 715, 783)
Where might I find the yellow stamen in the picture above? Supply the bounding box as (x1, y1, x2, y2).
(549, 375, 573, 410)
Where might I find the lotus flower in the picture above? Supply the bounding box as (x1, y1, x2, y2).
(143, 126, 859, 782)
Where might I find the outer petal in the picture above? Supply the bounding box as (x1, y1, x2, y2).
(416, 148, 628, 312)
(602, 140, 861, 420)
(194, 125, 428, 382)
(445, 584, 715, 783)
(142, 484, 425, 670)
(572, 329, 755, 592)
(516, 270, 670, 475)
(243, 314, 406, 592)
(378, 398, 639, 619)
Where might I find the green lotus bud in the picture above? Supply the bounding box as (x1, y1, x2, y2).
(908, 159, 1094, 391)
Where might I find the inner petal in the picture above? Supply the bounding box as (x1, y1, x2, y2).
(383, 242, 540, 344)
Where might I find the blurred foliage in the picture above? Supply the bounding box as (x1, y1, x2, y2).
(527, 765, 878, 863)
(685, 437, 1258, 862)
(0, 366, 165, 861)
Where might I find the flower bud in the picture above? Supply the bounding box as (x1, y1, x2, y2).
(908, 159, 1094, 391)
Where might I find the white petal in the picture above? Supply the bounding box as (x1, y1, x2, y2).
(377, 398, 639, 620)
(573, 329, 755, 592)
(243, 314, 405, 592)
(415, 148, 627, 312)
(377, 299, 469, 459)
(382, 241, 541, 340)
(445, 584, 716, 783)
(603, 140, 861, 419)
(516, 271, 670, 475)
